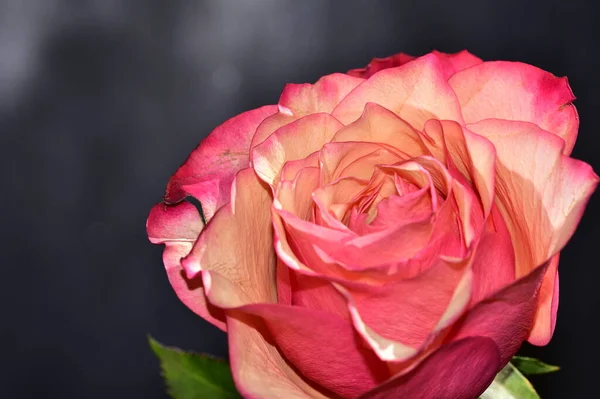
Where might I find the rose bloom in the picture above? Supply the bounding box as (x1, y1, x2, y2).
(147, 51, 598, 398)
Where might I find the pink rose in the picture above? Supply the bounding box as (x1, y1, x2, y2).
(147, 50, 598, 398)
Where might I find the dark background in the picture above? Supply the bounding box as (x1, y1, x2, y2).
(1, 0, 598, 398)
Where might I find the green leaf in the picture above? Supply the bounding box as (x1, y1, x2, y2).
(149, 337, 241, 399)
(511, 356, 560, 375)
(480, 362, 540, 399)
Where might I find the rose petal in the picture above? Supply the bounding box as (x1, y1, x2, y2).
(280, 151, 321, 182)
(422, 119, 496, 218)
(332, 103, 430, 158)
(333, 53, 465, 130)
(289, 271, 350, 319)
(279, 73, 366, 114)
(252, 113, 344, 187)
(469, 205, 516, 306)
(313, 157, 458, 270)
(202, 268, 384, 398)
(339, 256, 473, 352)
(238, 304, 390, 398)
(275, 166, 321, 223)
(358, 337, 500, 399)
(450, 261, 550, 363)
(319, 141, 405, 186)
(347, 52, 415, 78)
(468, 119, 598, 276)
(358, 185, 432, 231)
(146, 202, 226, 330)
(181, 168, 278, 304)
(450, 61, 579, 154)
(249, 73, 364, 152)
(312, 176, 369, 231)
(164, 105, 277, 221)
(429, 50, 484, 80)
(467, 118, 599, 346)
(226, 311, 329, 399)
(348, 50, 482, 80)
(528, 254, 560, 345)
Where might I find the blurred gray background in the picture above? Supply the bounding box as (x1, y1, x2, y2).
(1, 0, 598, 398)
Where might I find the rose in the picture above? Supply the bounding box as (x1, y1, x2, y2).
(147, 50, 597, 398)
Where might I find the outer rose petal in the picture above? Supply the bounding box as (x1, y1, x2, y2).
(279, 73, 366, 114)
(181, 168, 278, 304)
(449, 61, 579, 154)
(450, 261, 549, 363)
(347, 52, 415, 78)
(237, 304, 390, 398)
(164, 105, 277, 221)
(429, 50, 484, 79)
(468, 119, 599, 273)
(226, 311, 329, 399)
(469, 119, 598, 344)
(146, 202, 226, 330)
(359, 337, 500, 399)
(348, 50, 482, 80)
(528, 254, 560, 345)
(333, 53, 465, 130)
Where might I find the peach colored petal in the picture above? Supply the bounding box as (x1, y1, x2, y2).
(279, 73, 365, 115)
(164, 105, 277, 221)
(226, 311, 329, 399)
(312, 176, 369, 231)
(146, 202, 226, 330)
(252, 113, 344, 187)
(249, 73, 364, 153)
(468, 119, 599, 275)
(280, 151, 321, 182)
(528, 254, 560, 345)
(332, 53, 464, 130)
(319, 141, 404, 186)
(415, 122, 490, 252)
(347, 50, 482, 80)
(358, 337, 500, 399)
(180, 168, 278, 305)
(469, 119, 597, 344)
(449, 261, 550, 363)
(275, 167, 321, 223)
(450, 61, 579, 154)
(332, 103, 430, 158)
(422, 119, 496, 218)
